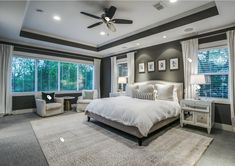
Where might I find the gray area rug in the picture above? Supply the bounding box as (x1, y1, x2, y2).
(31, 113, 213, 166)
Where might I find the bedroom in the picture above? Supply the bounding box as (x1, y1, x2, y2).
(0, 0, 235, 166)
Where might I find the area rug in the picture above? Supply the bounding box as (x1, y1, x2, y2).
(31, 113, 213, 166)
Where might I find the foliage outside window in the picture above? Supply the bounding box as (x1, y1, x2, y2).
(12, 57, 35, 92)
(117, 62, 128, 91)
(12, 56, 94, 93)
(38, 60, 58, 91)
(60, 62, 77, 91)
(198, 47, 229, 99)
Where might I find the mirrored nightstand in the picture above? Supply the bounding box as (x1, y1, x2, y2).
(180, 99, 215, 134)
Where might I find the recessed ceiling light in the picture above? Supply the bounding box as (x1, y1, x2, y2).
(163, 35, 167, 39)
(169, 0, 178, 3)
(100, 31, 106, 36)
(136, 43, 140, 46)
(53, 15, 61, 21)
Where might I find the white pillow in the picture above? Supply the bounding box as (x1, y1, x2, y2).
(133, 91, 154, 100)
(125, 84, 138, 97)
(155, 84, 174, 101)
(138, 84, 154, 93)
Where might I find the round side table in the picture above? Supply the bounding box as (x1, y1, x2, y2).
(63, 96, 75, 111)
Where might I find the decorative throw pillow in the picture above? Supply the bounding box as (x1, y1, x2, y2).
(155, 84, 174, 101)
(42, 92, 55, 103)
(83, 91, 94, 100)
(125, 84, 138, 97)
(133, 91, 154, 100)
(138, 84, 154, 93)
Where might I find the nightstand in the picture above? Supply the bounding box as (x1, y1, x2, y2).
(180, 99, 215, 134)
(109, 92, 126, 97)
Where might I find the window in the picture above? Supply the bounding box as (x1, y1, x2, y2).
(78, 64, 94, 91)
(60, 62, 77, 91)
(117, 62, 128, 91)
(12, 57, 35, 92)
(198, 47, 229, 99)
(12, 55, 94, 93)
(38, 60, 58, 91)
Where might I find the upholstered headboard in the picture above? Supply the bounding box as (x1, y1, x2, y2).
(133, 80, 184, 101)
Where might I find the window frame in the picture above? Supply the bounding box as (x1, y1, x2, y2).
(116, 58, 128, 92)
(12, 51, 94, 96)
(198, 43, 230, 104)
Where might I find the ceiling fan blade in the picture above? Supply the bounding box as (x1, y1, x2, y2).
(80, 12, 101, 19)
(112, 19, 133, 24)
(106, 6, 116, 19)
(87, 22, 103, 28)
(107, 22, 116, 32)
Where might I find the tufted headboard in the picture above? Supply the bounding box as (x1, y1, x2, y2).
(132, 80, 184, 101)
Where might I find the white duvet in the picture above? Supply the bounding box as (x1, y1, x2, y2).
(85, 96, 181, 137)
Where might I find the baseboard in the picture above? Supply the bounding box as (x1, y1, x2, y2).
(12, 108, 36, 115)
(214, 123, 234, 132)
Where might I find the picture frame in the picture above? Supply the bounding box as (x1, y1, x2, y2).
(147, 61, 155, 72)
(158, 59, 166, 71)
(170, 58, 179, 70)
(138, 63, 145, 73)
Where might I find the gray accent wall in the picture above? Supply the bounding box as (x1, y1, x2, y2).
(135, 41, 184, 83)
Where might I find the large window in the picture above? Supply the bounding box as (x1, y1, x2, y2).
(198, 47, 229, 99)
(12, 55, 94, 93)
(38, 60, 58, 91)
(78, 64, 94, 91)
(12, 57, 35, 92)
(60, 62, 77, 91)
(117, 62, 128, 91)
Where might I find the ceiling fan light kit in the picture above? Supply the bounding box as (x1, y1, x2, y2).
(81, 6, 133, 32)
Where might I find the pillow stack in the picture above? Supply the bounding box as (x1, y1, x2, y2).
(126, 84, 155, 100)
(126, 83, 178, 102)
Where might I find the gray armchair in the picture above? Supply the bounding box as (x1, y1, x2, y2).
(35, 93, 64, 117)
(77, 90, 98, 112)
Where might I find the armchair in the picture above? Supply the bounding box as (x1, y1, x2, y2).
(35, 93, 64, 117)
(77, 90, 98, 112)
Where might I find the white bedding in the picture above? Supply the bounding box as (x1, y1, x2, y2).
(85, 96, 181, 137)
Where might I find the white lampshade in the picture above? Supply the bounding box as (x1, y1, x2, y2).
(191, 74, 206, 85)
(118, 77, 127, 84)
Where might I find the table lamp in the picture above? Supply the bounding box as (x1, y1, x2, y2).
(191, 74, 206, 100)
(118, 77, 127, 92)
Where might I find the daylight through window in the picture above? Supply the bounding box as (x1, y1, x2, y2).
(12, 55, 94, 93)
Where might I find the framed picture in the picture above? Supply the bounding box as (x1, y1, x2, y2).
(138, 63, 145, 73)
(170, 58, 179, 70)
(147, 61, 155, 72)
(158, 60, 166, 71)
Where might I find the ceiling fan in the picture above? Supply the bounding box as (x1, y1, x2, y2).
(80, 6, 133, 32)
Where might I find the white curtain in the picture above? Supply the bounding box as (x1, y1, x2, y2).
(0, 44, 13, 115)
(227, 30, 235, 132)
(110, 56, 118, 93)
(127, 52, 135, 84)
(94, 58, 101, 98)
(181, 39, 199, 99)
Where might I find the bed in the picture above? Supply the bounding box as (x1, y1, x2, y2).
(85, 80, 183, 145)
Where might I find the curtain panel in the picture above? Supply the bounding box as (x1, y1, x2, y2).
(94, 59, 101, 98)
(0, 44, 13, 115)
(227, 30, 235, 132)
(110, 56, 117, 93)
(127, 52, 135, 85)
(181, 39, 199, 99)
